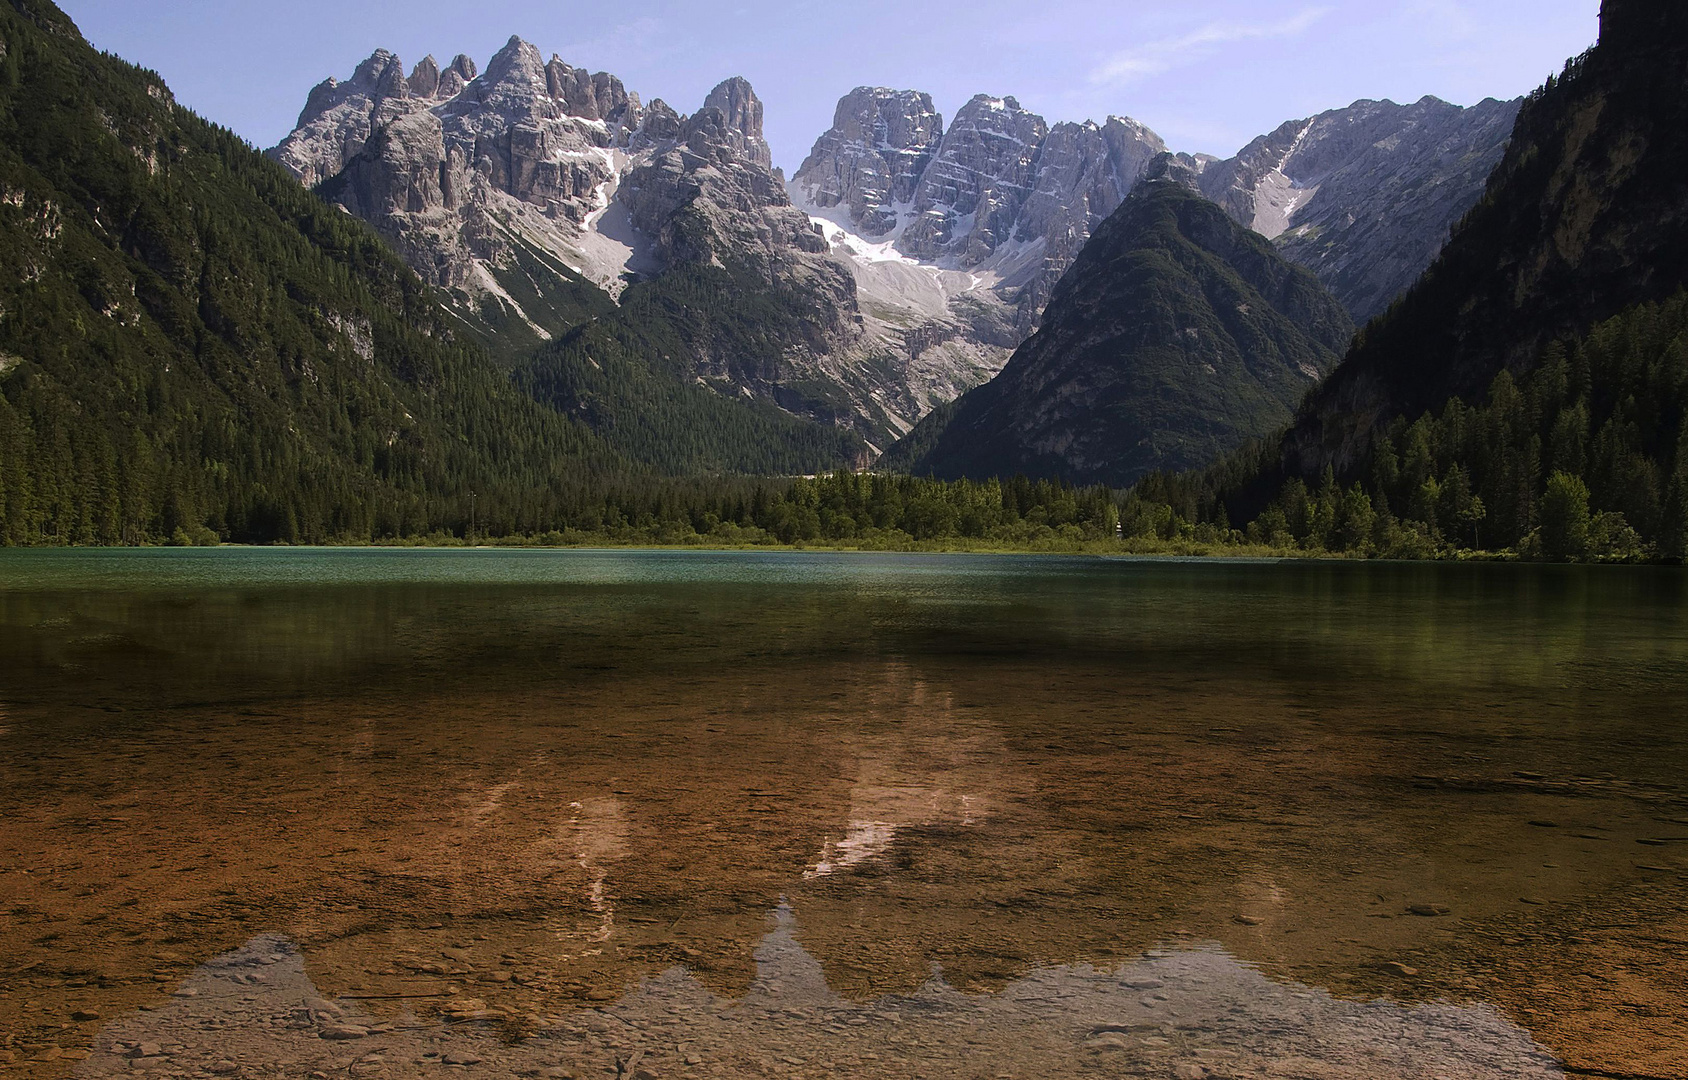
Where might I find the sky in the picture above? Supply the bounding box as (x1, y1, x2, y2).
(59, 0, 1602, 172)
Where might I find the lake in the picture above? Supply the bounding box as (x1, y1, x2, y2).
(1, 549, 1685, 1079)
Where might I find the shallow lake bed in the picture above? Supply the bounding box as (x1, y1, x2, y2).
(0, 550, 1684, 1078)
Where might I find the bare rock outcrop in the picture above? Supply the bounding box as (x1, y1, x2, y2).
(1199, 96, 1521, 321)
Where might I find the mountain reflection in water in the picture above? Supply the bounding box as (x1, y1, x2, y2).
(77, 911, 1561, 1080)
(0, 550, 1684, 1078)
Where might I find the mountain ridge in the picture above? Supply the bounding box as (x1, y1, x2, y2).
(889, 160, 1355, 487)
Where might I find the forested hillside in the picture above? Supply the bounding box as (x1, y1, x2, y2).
(0, 0, 620, 544)
(1131, 0, 1688, 562)
(517, 262, 869, 475)
(1276, 0, 1688, 483)
(1136, 296, 1688, 561)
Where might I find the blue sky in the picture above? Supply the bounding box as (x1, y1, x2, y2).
(61, 1, 1601, 171)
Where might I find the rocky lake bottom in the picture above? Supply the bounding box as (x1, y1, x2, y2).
(0, 550, 1683, 1079)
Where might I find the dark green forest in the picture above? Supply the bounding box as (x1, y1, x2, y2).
(1131, 296, 1688, 561)
(516, 262, 869, 476)
(427, 471, 1123, 549)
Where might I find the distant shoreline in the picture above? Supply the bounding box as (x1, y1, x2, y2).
(1, 538, 1661, 565)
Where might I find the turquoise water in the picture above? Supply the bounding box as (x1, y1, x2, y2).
(1, 546, 1684, 700)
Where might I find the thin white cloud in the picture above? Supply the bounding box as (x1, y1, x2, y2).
(1090, 7, 1333, 86)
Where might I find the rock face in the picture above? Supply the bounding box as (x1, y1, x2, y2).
(1199, 96, 1521, 322)
(789, 89, 1170, 435)
(273, 36, 651, 348)
(794, 91, 1168, 328)
(893, 159, 1355, 487)
(1272, 0, 1688, 484)
(795, 87, 942, 236)
(271, 41, 892, 444)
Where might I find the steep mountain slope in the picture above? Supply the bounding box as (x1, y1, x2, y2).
(1271, 0, 1688, 482)
(1200, 95, 1520, 322)
(892, 160, 1354, 486)
(0, 0, 632, 544)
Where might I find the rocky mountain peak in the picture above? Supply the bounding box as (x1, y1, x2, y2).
(700, 77, 771, 169)
(639, 98, 683, 142)
(704, 77, 762, 136)
(475, 36, 550, 111)
(270, 39, 887, 440)
(541, 57, 636, 125)
(407, 55, 440, 98)
(350, 48, 405, 93)
(791, 86, 942, 236)
(899, 92, 1050, 264)
(789, 84, 1171, 410)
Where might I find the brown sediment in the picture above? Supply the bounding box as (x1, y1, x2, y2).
(0, 653, 1683, 1077)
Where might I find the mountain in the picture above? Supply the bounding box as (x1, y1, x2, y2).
(0, 0, 645, 545)
(789, 91, 1174, 408)
(1270, 0, 1688, 482)
(788, 87, 1510, 442)
(887, 159, 1354, 487)
(1199, 95, 1520, 322)
(1153, 0, 1688, 561)
(272, 44, 929, 453)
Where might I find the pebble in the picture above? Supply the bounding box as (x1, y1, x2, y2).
(1379, 962, 1418, 977)
(442, 1051, 484, 1066)
(319, 1024, 370, 1040)
(72, 1008, 102, 1022)
(1232, 915, 1262, 926)
(1407, 904, 1450, 916)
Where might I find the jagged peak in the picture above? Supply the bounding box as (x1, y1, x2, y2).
(484, 35, 546, 85)
(352, 48, 402, 81)
(703, 77, 763, 138)
(407, 55, 441, 98)
(849, 85, 934, 101)
(1105, 114, 1156, 133)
